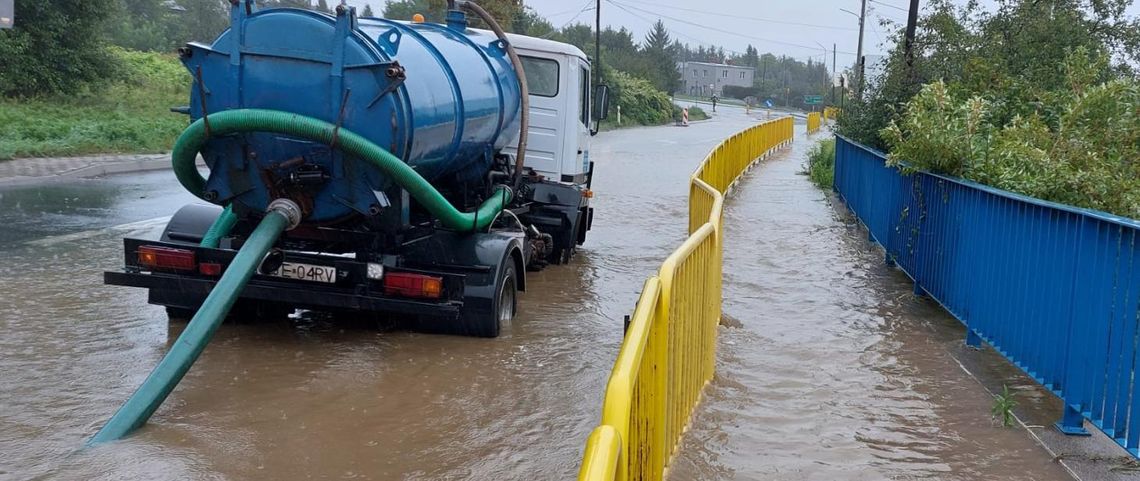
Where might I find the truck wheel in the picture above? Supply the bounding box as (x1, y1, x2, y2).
(460, 262, 516, 338)
(495, 264, 518, 328)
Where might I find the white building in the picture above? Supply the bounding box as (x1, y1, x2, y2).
(677, 61, 754, 97)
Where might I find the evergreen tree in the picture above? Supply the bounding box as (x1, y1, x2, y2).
(742, 45, 759, 70)
(641, 20, 680, 92)
(362, 3, 374, 16)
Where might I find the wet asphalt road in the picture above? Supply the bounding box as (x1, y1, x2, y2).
(0, 106, 1069, 480)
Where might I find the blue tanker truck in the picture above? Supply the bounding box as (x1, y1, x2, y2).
(103, 1, 609, 341)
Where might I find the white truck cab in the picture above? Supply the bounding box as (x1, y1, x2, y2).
(500, 33, 608, 186)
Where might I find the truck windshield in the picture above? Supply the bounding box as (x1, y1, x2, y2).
(520, 55, 559, 97)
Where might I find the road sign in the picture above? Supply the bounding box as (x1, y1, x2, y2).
(803, 95, 824, 105)
(764, 99, 774, 108)
(0, 0, 13, 29)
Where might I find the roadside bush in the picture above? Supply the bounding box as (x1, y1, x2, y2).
(882, 77, 1140, 219)
(0, 0, 120, 97)
(0, 48, 190, 159)
(722, 85, 760, 100)
(803, 138, 835, 190)
(671, 104, 709, 122)
(607, 69, 673, 126)
(686, 105, 708, 121)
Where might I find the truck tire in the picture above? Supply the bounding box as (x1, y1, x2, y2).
(460, 262, 517, 338)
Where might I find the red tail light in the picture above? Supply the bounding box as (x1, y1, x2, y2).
(383, 272, 443, 299)
(198, 262, 223, 276)
(137, 245, 196, 271)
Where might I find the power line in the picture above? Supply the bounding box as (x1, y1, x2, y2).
(605, 0, 741, 54)
(608, 0, 859, 57)
(869, 0, 908, 13)
(543, 0, 595, 38)
(614, 0, 858, 32)
(546, 2, 594, 18)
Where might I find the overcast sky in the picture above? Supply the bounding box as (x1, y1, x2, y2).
(343, 0, 1140, 68)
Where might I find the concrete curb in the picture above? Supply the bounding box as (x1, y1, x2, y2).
(0, 156, 205, 187)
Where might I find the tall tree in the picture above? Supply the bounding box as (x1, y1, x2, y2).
(178, 0, 230, 44)
(0, 0, 121, 96)
(644, 19, 670, 52)
(382, 0, 441, 22)
(316, 0, 330, 13)
(742, 45, 759, 70)
(361, 3, 375, 16)
(105, 0, 183, 51)
(640, 20, 679, 92)
(511, 6, 554, 36)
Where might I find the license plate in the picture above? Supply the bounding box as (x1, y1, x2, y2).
(272, 262, 337, 283)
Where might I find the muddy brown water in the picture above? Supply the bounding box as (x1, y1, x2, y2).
(669, 128, 1071, 481)
(0, 108, 1067, 480)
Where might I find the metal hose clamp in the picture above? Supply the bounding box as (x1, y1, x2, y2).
(267, 198, 303, 230)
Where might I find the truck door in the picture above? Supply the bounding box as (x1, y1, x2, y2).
(566, 59, 591, 185)
(505, 54, 564, 178)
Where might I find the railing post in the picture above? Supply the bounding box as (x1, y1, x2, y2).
(965, 328, 982, 348)
(1055, 216, 1092, 437)
(1057, 404, 1091, 436)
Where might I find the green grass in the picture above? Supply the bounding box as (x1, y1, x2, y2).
(803, 138, 835, 189)
(0, 47, 190, 160)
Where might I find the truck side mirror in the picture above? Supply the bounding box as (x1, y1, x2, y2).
(594, 84, 610, 121)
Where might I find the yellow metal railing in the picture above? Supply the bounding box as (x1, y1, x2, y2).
(577, 116, 794, 481)
(822, 106, 839, 123)
(806, 112, 821, 134)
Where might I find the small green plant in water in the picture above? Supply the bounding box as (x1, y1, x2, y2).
(802, 138, 836, 190)
(992, 384, 1018, 427)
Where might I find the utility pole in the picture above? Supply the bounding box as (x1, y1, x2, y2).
(594, 0, 601, 88)
(856, 0, 866, 98)
(832, 43, 837, 105)
(904, 0, 920, 71)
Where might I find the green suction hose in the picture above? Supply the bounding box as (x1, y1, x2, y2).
(173, 109, 512, 232)
(200, 204, 237, 248)
(90, 207, 294, 444)
(90, 109, 514, 444)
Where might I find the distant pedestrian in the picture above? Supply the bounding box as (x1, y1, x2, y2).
(711, 94, 718, 112)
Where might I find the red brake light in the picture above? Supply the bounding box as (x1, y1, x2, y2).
(137, 245, 196, 271)
(199, 262, 223, 276)
(383, 272, 444, 299)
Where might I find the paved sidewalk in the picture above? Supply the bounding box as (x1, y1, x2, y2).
(0, 153, 202, 186)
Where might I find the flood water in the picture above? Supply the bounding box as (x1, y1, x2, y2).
(668, 127, 1071, 480)
(0, 107, 1066, 480)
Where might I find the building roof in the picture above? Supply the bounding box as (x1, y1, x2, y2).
(679, 61, 753, 70)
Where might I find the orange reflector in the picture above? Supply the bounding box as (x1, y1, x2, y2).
(199, 262, 223, 276)
(137, 245, 196, 271)
(412, 13, 425, 22)
(583, 189, 594, 198)
(383, 272, 444, 299)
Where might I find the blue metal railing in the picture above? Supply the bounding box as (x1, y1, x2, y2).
(834, 135, 1140, 456)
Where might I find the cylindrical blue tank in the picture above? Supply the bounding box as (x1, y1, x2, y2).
(181, 3, 521, 223)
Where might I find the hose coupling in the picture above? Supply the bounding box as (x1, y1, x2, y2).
(495, 184, 513, 200)
(267, 198, 303, 230)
